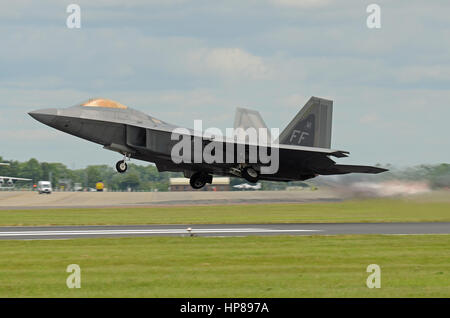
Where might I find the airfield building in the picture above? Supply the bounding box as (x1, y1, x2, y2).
(169, 177, 230, 191)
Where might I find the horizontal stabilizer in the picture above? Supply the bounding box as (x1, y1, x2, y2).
(316, 165, 388, 175)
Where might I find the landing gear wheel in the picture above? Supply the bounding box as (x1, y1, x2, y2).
(242, 167, 259, 183)
(189, 172, 212, 189)
(116, 160, 128, 173)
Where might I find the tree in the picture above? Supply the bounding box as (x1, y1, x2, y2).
(86, 166, 103, 188)
(21, 158, 43, 183)
(118, 172, 140, 191)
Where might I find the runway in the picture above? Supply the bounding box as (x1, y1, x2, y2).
(0, 189, 342, 209)
(0, 223, 449, 240)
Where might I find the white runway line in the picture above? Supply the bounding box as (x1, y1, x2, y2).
(0, 228, 322, 237)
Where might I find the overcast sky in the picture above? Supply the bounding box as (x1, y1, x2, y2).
(0, 0, 449, 169)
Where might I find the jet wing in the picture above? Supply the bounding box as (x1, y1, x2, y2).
(0, 176, 32, 181)
(222, 136, 349, 158)
(149, 125, 350, 159)
(196, 136, 382, 176)
(274, 143, 349, 158)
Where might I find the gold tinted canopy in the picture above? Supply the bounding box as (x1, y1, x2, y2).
(81, 98, 128, 109)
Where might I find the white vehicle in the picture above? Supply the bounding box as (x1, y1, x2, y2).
(37, 181, 52, 194)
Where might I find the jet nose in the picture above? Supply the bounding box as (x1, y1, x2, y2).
(28, 108, 59, 125)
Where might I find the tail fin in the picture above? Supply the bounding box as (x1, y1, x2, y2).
(234, 107, 271, 140)
(234, 107, 270, 131)
(277, 96, 333, 148)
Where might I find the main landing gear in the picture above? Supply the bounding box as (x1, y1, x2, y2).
(241, 166, 259, 183)
(189, 172, 213, 189)
(116, 153, 131, 173)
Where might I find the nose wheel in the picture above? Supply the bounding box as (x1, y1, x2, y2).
(116, 153, 131, 173)
(116, 160, 128, 173)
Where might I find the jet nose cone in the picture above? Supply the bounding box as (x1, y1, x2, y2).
(28, 108, 58, 125)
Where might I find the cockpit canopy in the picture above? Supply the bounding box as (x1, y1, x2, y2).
(81, 98, 128, 109)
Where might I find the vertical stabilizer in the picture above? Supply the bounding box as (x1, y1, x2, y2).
(234, 107, 271, 140)
(277, 96, 333, 148)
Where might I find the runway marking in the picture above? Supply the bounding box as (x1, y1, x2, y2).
(0, 228, 321, 237)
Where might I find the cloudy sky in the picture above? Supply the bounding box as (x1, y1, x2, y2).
(0, 0, 449, 168)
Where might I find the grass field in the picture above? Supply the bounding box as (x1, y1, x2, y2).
(0, 234, 449, 297)
(1, 198, 448, 298)
(0, 199, 449, 226)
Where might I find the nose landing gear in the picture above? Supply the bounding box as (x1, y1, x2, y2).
(116, 160, 128, 173)
(116, 153, 131, 173)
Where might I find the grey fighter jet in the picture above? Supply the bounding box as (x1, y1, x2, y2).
(29, 97, 387, 189)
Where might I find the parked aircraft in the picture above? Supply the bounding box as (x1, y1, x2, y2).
(0, 163, 32, 188)
(233, 183, 262, 190)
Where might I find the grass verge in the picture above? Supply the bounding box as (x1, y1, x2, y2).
(0, 234, 448, 297)
(0, 199, 449, 226)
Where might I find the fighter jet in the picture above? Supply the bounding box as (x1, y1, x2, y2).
(29, 97, 387, 189)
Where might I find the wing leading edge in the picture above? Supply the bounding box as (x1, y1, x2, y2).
(0, 176, 32, 181)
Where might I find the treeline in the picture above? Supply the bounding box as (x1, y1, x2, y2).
(0, 156, 181, 191)
(1, 156, 449, 191)
(0, 156, 308, 192)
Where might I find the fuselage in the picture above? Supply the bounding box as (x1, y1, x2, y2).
(29, 99, 325, 181)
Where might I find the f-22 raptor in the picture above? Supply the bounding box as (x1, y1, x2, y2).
(29, 97, 387, 189)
